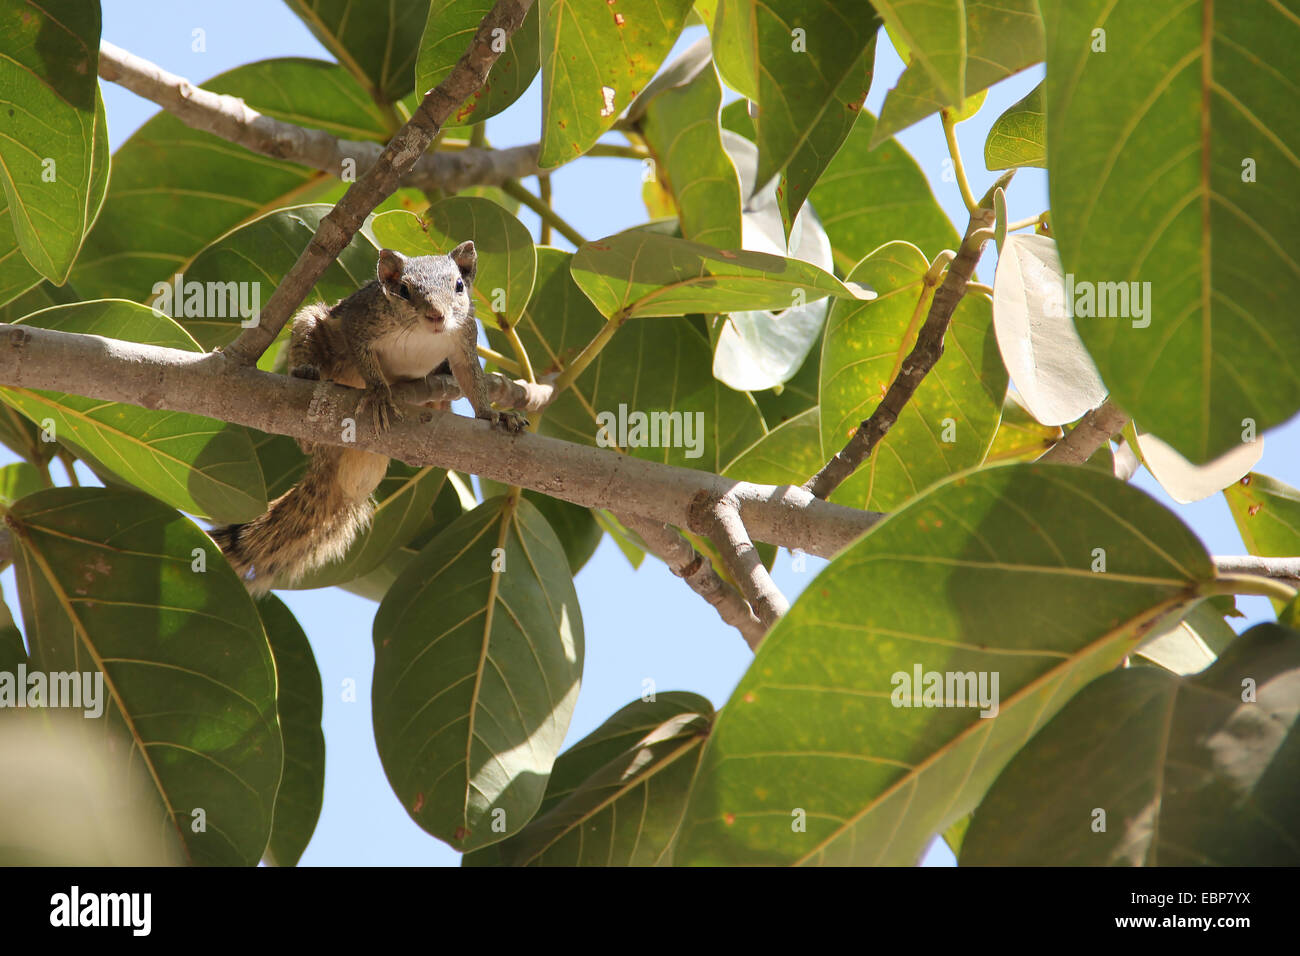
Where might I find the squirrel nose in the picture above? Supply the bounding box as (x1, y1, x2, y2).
(425, 306, 444, 324)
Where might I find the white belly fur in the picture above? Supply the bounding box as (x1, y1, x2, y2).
(371, 326, 458, 382)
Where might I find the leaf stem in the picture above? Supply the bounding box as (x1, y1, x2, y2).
(941, 108, 981, 215)
(551, 312, 628, 393)
(1200, 574, 1298, 604)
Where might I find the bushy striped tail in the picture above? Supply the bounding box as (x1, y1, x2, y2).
(211, 445, 389, 594)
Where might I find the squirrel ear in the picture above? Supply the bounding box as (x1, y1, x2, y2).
(377, 249, 406, 286)
(449, 241, 477, 282)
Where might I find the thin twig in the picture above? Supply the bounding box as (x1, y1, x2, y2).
(501, 180, 587, 247)
(96, 40, 544, 195)
(1038, 398, 1130, 464)
(804, 207, 996, 500)
(617, 512, 766, 648)
(689, 493, 789, 628)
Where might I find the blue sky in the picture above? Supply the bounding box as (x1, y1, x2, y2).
(2, 0, 1295, 867)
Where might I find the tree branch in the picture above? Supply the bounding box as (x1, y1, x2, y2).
(689, 493, 790, 628)
(220, 0, 537, 365)
(96, 40, 543, 195)
(1211, 556, 1300, 585)
(804, 207, 996, 500)
(0, 323, 883, 558)
(1038, 398, 1130, 464)
(616, 512, 766, 649)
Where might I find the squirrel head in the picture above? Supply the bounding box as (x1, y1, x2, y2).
(376, 241, 477, 333)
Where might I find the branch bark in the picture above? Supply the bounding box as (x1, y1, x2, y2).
(1038, 397, 1131, 464)
(96, 40, 544, 195)
(220, 0, 537, 365)
(689, 493, 790, 628)
(0, 323, 884, 558)
(804, 207, 996, 500)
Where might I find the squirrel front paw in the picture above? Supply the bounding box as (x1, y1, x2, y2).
(291, 364, 321, 381)
(358, 384, 403, 434)
(480, 409, 529, 434)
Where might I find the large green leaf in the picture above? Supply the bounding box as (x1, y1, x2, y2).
(571, 230, 870, 319)
(372, 495, 584, 851)
(258, 595, 325, 867)
(479, 482, 604, 576)
(0, 0, 101, 282)
(723, 406, 821, 484)
(984, 80, 1045, 170)
(539, 0, 695, 168)
(283, 0, 425, 104)
(417, 0, 540, 123)
(640, 60, 742, 250)
(1224, 472, 1300, 560)
(8, 487, 282, 866)
(677, 464, 1216, 865)
(372, 201, 537, 326)
(464, 692, 713, 865)
(1042, 0, 1300, 462)
(708, 0, 879, 199)
(775, 32, 877, 240)
(1, 301, 268, 522)
(962, 622, 1300, 865)
(807, 110, 958, 275)
(71, 59, 392, 300)
(872, 1, 966, 104)
(874, 0, 1044, 144)
(820, 241, 1005, 511)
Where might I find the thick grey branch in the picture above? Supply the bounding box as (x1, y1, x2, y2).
(96, 40, 542, 194)
(0, 324, 883, 558)
(221, 0, 537, 365)
(1212, 556, 1300, 585)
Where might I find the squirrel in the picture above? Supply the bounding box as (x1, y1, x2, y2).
(211, 241, 526, 594)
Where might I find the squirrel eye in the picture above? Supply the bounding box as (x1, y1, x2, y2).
(398, 282, 411, 300)
(455, 278, 465, 294)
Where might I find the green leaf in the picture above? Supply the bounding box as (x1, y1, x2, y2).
(709, 0, 880, 203)
(283, 0, 425, 104)
(571, 230, 870, 319)
(417, 1, 540, 124)
(873, 1, 966, 105)
(9, 487, 282, 866)
(984, 80, 1045, 170)
(1042, 0, 1300, 462)
(1, 301, 268, 522)
(1134, 598, 1237, 676)
(161, 203, 380, 352)
(1225, 473, 1300, 561)
(723, 407, 821, 484)
(750, 330, 822, 427)
(640, 59, 742, 249)
(991, 234, 1106, 426)
(0, 586, 25, 671)
(677, 463, 1215, 865)
(874, 0, 1044, 144)
(72, 59, 391, 300)
(0, 461, 44, 506)
(372, 201, 537, 327)
(258, 595, 325, 867)
(983, 393, 1061, 465)
(372, 495, 584, 851)
(0, 0, 101, 282)
(962, 622, 1300, 865)
(820, 241, 1006, 512)
(775, 34, 877, 240)
(463, 692, 713, 865)
(943, 814, 970, 856)
(807, 110, 958, 275)
(480, 482, 603, 575)
(539, 0, 695, 168)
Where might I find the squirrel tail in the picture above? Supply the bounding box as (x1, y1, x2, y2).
(211, 445, 390, 595)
